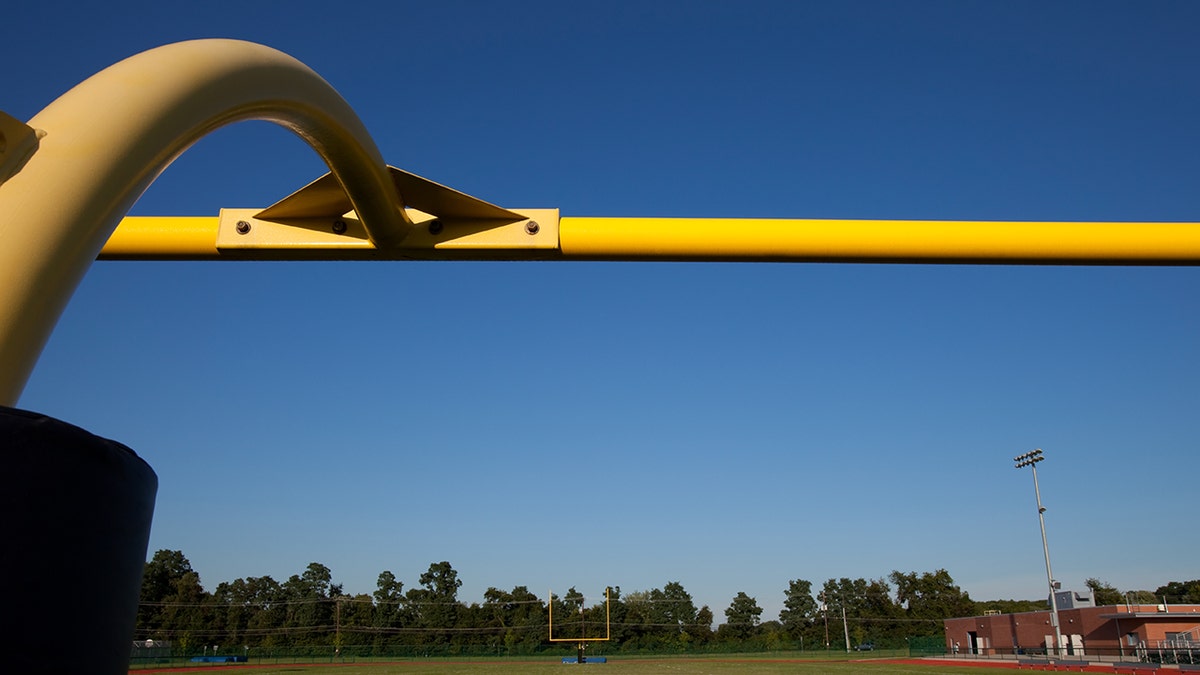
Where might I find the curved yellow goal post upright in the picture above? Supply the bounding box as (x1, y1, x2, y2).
(0, 39, 416, 406)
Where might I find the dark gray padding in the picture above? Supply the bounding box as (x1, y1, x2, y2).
(0, 407, 157, 674)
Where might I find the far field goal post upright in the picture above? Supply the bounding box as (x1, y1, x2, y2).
(549, 588, 611, 663)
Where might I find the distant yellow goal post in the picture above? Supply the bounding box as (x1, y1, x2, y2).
(548, 588, 612, 664)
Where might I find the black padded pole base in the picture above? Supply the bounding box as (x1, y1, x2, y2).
(0, 407, 157, 674)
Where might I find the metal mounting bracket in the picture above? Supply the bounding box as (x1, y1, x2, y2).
(0, 110, 42, 186)
(216, 166, 558, 258)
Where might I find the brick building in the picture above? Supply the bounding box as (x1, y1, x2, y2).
(944, 594, 1200, 659)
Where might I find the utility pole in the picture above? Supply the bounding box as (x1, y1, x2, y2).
(819, 594, 830, 649)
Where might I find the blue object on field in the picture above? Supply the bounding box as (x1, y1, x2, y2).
(561, 656, 607, 663)
(190, 655, 247, 662)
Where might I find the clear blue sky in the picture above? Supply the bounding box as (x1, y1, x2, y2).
(7, 1, 1199, 623)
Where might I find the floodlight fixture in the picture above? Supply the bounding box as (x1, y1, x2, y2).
(1014, 449, 1045, 468)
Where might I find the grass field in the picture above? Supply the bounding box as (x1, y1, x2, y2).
(133, 657, 1022, 675)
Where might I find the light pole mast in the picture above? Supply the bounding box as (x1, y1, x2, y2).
(1014, 449, 1063, 657)
(842, 604, 851, 653)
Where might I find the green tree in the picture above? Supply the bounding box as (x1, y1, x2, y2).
(1126, 590, 1158, 603)
(601, 586, 628, 646)
(212, 575, 284, 648)
(337, 594, 375, 649)
(138, 549, 196, 635)
(689, 605, 714, 646)
(722, 591, 762, 641)
(1154, 580, 1200, 604)
(618, 589, 652, 648)
(243, 576, 286, 646)
(890, 569, 974, 636)
(582, 589, 613, 648)
(282, 562, 337, 644)
(563, 587, 585, 610)
(407, 561, 462, 643)
(650, 581, 698, 649)
(549, 587, 588, 641)
(758, 620, 788, 650)
(780, 579, 817, 639)
(373, 570, 407, 639)
(611, 583, 700, 649)
(160, 570, 211, 651)
(483, 585, 545, 652)
(419, 561, 461, 600)
(973, 598, 1046, 614)
(1085, 578, 1124, 606)
(820, 577, 899, 645)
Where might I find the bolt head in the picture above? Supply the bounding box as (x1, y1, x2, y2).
(525, 221, 540, 235)
(235, 220, 251, 235)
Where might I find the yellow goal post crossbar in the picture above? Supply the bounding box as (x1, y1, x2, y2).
(102, 214, 1200, 264)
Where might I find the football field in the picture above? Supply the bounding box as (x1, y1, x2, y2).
(132, 657, 1024, 674)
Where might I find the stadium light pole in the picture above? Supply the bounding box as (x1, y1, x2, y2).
(1014, 448, 1064, 658)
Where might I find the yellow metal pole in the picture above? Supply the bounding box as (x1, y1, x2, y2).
(0, 39, 407, 404)
(101, 217, 221, 259)
(605, 587, 611, 641)
(102, 214, 1200, 263)
(558, 217, 1200, 264)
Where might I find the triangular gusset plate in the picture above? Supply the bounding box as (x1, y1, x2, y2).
(256, 166, 522, 223)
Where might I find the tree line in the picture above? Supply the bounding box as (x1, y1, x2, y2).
(136, 550, 1199, 655)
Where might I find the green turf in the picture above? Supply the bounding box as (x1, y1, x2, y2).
(133, 657, 1015, 674)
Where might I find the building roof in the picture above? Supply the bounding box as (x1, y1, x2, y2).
(1098, 612, 1200, 620)
(948, 604, 1200, 622)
